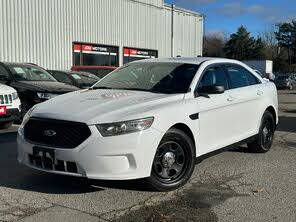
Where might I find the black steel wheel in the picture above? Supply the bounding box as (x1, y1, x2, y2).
(144, 128, 195, 191)
(248, 111, 275, 153)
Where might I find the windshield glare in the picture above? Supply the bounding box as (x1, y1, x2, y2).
(93, 63, 199, 94)
(8, 65, 56, 82)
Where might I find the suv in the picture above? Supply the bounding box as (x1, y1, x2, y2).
(48, 70, 100, 89)
(18, 57, 278, 191)
(0, 62, 79, 119)
(0, 84, 21, 129)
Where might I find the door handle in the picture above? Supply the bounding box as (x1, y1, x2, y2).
(227, 96, 235, 102)
(257, 90, 263, 96)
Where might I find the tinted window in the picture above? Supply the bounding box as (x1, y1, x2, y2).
(225, 65, 249, 89)
(246, 70, 260, 85)
(51, 72, 73, 85)
(123, 48, 158, 65)
(199, 66, 228, 89)
(93, 63, 199, 94)
(70, 72, 100, 88)
(73, 43, 119, 67)
(0, 65, 9, 81)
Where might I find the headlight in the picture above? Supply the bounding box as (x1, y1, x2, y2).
(19, 105, 36, 129)
(96, 117, 154, 137)
(12, 92, 19, 100)
(37, 92, 58, 100)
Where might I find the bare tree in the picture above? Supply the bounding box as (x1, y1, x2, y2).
(259, 25, 278, 60)
(203, 31, 226, 57)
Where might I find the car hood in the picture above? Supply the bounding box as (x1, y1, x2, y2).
(17, 81, 79, 93)
(32, 89, 184, 124)
(0, 83, 16, 93)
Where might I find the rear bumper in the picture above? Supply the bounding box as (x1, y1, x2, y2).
(0, 108, 20, 123)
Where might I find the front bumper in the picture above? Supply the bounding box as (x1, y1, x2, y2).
(0, 108, 20, 123)
(17, 125, 162, 180)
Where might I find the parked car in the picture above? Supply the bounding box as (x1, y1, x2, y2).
(18, 57, 278, 191)
(48, 70, 100, 89)
(274, 74, 291, 89)
(0, 84, 21, 129)
(71, 66, 117, 78)
(0, 62, 79, 119)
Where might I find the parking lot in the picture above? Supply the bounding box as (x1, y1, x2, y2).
(0, 90, 295, 222)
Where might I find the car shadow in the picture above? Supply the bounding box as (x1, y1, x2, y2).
(277, 116, 296, 133)
(0, 132, 151, 194)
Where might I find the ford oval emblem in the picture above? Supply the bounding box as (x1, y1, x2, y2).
(44, 130, 56, 137)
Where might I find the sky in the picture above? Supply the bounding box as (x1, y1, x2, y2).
(164, 0, 296, 37)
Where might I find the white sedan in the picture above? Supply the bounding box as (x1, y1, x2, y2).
(17, 57, 278, 191)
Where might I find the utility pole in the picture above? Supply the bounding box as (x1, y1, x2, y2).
(171, 3, 175, 57)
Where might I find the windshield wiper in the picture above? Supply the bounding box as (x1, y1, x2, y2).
(91, 86, 114, 90)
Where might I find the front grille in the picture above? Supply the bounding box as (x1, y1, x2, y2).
(24, 118, 91, 148)
(28, 154, 78, 174)
(0, 94, 13, 104)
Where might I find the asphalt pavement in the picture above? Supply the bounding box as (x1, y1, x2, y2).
(0, 90, 295, 222)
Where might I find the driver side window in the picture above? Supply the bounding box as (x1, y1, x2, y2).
(198, 66, 229, 90)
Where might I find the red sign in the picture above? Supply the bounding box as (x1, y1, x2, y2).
(74, 44, 81, 51)
(0, 106, 6, 115)
(82, 45, 92, 51)
(130, 49, 138, 55)
(123, 48, 130, 55)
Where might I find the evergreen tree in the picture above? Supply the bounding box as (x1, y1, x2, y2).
(224, 26, 265, 60)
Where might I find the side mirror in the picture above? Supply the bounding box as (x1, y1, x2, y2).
(195, 85, 225, 97)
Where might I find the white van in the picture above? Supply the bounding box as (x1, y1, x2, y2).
(0, 84, 21, 129)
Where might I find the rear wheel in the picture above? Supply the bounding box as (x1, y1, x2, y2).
(0, 121, 13, 130)
(144, 128, 195, 191)
(248, 111, 275, 153)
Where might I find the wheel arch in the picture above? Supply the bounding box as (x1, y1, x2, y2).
(266, 105, 277, 126)
(169, 123, 196, 149)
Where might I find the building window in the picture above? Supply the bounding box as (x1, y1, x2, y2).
(123, 48, 158, 64)
(73, 43, 119, 67)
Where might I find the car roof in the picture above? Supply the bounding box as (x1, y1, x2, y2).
(49, 70, 95, 75)
(1, 62, 39, 66)
(131, 57, 238, 65)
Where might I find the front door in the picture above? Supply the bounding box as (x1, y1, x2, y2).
(196, 65, 234, 155)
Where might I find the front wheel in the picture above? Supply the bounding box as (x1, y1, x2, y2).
(144, 128, 195, 191)
(248, 111, 275, 153)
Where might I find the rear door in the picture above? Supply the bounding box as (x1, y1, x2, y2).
(223, 64, 264, 141)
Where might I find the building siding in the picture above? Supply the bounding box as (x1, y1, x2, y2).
(0, 0, 203, 69)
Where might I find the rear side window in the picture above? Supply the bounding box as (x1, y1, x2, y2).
(225, 65, 259, 89)
(199, 66, 229, 90)
(0, 65, 10, 81)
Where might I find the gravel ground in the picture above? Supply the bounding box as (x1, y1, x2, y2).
(0, 90, 295, 222)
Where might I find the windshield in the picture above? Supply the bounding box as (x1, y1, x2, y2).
(93, 63, 199, 94)
(71, 72, 100, 87)
(8, 64, 56, 81)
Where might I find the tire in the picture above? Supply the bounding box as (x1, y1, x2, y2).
(144, 128, 195, 191)
(0, 121, 13, 130)
(247, 111, 275, 153)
